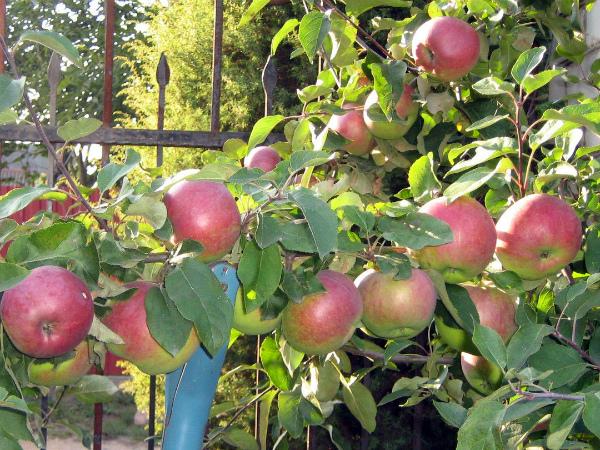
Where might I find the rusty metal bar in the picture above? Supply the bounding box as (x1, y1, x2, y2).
(0, 125, 282, 148)
(47, 52, 61, 191)
(210, 0, 224, 133)
(101, 0, 116, 166)
(156, 53, 170, 167)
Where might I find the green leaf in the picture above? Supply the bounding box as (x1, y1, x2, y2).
(442, 283, 480, 334)
(72, 375, 119, 403)
(370, 60, 407, 120)
(259, 390, 277, 449)
(471, 77, 515, 96)
(247, 115, 285, 151)
(89, 316, 124, 345)
(280, 270, 325, 303)
(0, 186, 52, 219)
(444, 158, 513, 201)
(511, 46, 546, 85)
(298, 11, 331, 63)
(97, 149, 141, 193)
(165, 258, 233, 356)
(57, 118, 102, 143)
(378, 213, 453, 250)
(504, 398, 554, 422)
(239, 0, 271, 27)
(345, 0, 411, 16)
(280, 222, 318, 253)
(222, 428, 259, 450)
(408, 153, 441, 202)
(583, 392, 600, 439)
(125, 194, 168, 229)
(0, 263, 29, 292)
(433, 401, 467, 428)
(19, 30, 82, 67)
(271, 18, 300, 55)
(456, 400, 505, 450)
(342, 380, 377, 433)
(0, 109, 18, 125)
(465, 115, 510, 132)
(0, 75, 25, 112)
(472, 324, 507, 369)
(522, 69, 566, 95)
(278, 391, 304, 438)
(289, 188, 338, 258)
(146, 287, 193, 357)
(238, 241, 282, 311)
(341, 206, 376, 232)
(0, 409, 32, 442)
(528, 340, 588, 389)
(6, 221, 99, 284)
(261, 336, 293, 391)
(506, 323, 553, 370)
(547, 400, 584, 450)
(289, 151, 330, 173)
(585, 225, 600, 273)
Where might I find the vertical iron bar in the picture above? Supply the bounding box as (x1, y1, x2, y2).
(148, 375, 156, 450)
(47, 52, 60, 196)
(254, 335, 261, 440)
(210, 0, 223, 133)
(261, 56, 277, 117)
(155, 52, 170, 168)
(41, 396, 48, 450)
(101, 0, 115, 166)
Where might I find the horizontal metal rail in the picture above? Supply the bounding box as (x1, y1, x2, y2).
(0, 125, 282, 149)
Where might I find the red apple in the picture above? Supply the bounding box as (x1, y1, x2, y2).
(282, 270, 363, 355)
(1, 266, 94, 358)
(354, 269, 437, 338)
(101, 282, 200, 375)
(328, 105, 374, 156)
(412, 17, 480, 82)
(436, 285, 517, 353)
(244, 146, 281, 172)
(496, 194, 582, 280)
(164, 180, 241, 262)
(413, 196, 496, 284)
(233, 290, 281, 335)
(28, 340, 95, 387)
(363, 86, 419, 140)
(461, 352, 503, 394)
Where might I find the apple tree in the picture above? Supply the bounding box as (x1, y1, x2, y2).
(0, 0, 599, 448)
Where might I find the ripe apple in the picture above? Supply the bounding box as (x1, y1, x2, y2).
(354, 268, 437, 338)
(101, 282, 200, 375)
(461, 352, 503, 394)
(413, 196, 496, 284)
(28, 340, 95, 387)
(436, 285, 517, 353)
(233, 290, 281, 335)
(362, 86, 419, 140)
(328, 105, 374, 156)
(282, 270, 363, 355)
(1, 266, 94, 358)
(244, 146, 281, 172)
(412, 17, 480, 82)
(496, 193, 582, 280)
(163, 180, 241, 262)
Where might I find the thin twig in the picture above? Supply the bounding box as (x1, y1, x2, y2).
(342, 345, 454, 365)
(0, 36, 109, 231)
(552, 330, 600, 371)
(42, 387, 68, 426)
(143, 252, 170, 264)
(511, 385, 584, 402)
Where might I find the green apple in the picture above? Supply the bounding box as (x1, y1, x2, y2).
(233, 290, 282, 335)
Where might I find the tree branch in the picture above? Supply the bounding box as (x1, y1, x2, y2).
(342, 345, 454, 365)
(511, 385, 584, 402)
(0, 36, 109, 231)
(552, 330, 600, 371)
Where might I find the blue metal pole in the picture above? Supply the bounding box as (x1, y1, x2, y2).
(163, 262, 238, 450)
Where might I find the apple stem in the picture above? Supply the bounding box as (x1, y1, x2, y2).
(0, 36, 110, 232)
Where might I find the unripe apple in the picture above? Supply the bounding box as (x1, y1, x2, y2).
(28, 340, 95, 387)
(436, 285, 517, 353)
(282, 270, 363, 355)
(496, 194, 582, 280)
(244, 146, 281, 172)
(412, 17, 480, 82)
(355, 269, 437, 338)
(328, 105, 374, 156)
(413, 196, 496, 284)
(101, 282, 200, 375)
(363, 86, 419, 140)
(164, 180, 241, 262)
(1, 266, 94, 358)
(233, 290, 281, 335)
(461, 352, 503, 394)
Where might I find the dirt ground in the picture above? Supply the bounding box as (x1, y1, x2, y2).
(21, 437, 155, 450)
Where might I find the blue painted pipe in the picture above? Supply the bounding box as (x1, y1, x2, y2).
(163, 262, 239, 450)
